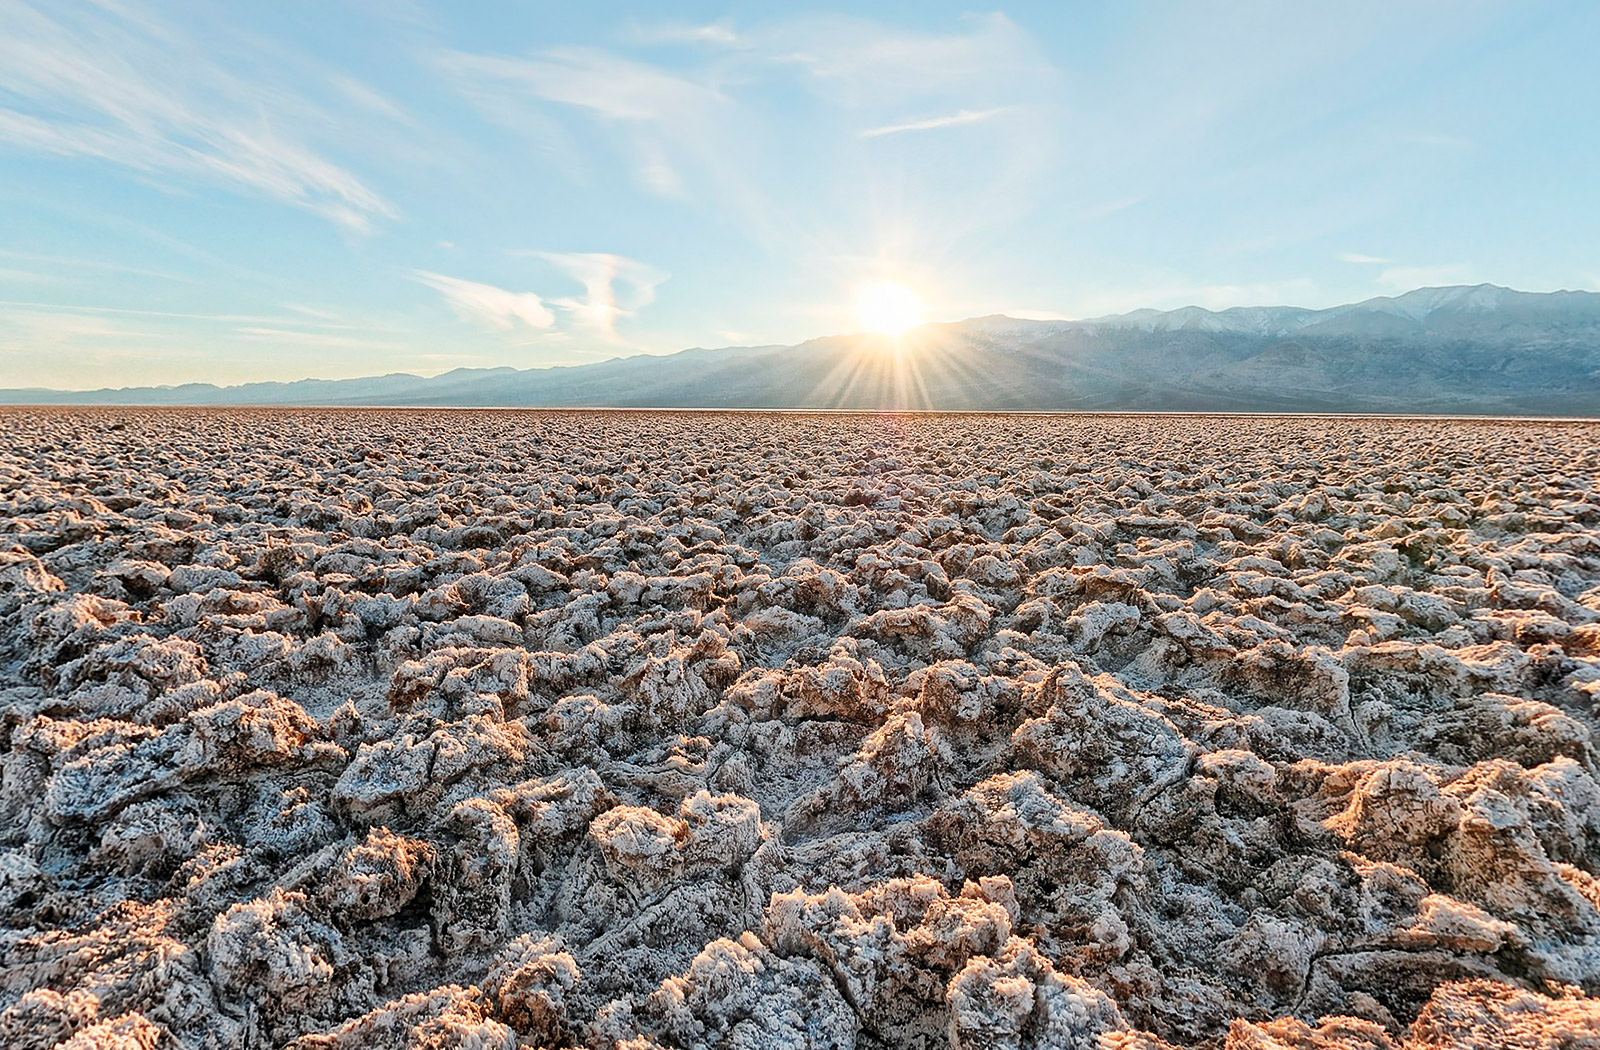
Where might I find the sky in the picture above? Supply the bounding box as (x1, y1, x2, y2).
(2, 1, 1598, 389)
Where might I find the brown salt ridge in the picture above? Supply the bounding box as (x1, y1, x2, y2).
(0, 408, 1597, 1049)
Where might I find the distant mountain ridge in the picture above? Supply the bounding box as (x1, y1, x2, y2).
(7, 284, 1600, 414)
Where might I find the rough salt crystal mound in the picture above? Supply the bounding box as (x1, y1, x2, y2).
(1, 407, 1598, 1049)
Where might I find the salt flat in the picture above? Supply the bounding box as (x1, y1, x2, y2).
(2, 408, 1598, 1049)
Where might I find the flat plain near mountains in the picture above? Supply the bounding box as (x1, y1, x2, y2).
(2, 409, 1600, 1050)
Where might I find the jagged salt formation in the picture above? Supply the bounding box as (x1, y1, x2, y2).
(1, 408, 1598, 1049)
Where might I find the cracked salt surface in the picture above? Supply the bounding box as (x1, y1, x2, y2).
(1, 408, 1598, 1048)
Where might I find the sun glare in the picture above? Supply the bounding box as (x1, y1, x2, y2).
(856, 281, 924, 336)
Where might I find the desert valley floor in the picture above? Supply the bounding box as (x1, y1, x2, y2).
(2, 408, 1599, 1049)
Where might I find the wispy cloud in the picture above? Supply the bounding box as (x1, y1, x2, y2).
(859, 106, 1009, 139)
(0, 0, 393, 231)
(630, 21, 741, 47)
(1338, 252, 1390, 264)
(0, 248, 193, 283)
(0, 297, 421, 388)
(0, 299, 407, 336)
(0, 310, 158, 360)
(411, 272, 556, 330)
(772, 13, 1053, 104)
(441, 47, 724, 124)
(0, 300, 301, 324)
(438, 46, 729, 199)
(326, 73, 409, 124)
(282, 303, 343, 321)
(525, 252, 668, 340)
(439, 11, 1061, 254)
(234, 327, 402, 351)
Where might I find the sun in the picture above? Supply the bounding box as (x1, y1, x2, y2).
(856, 281, 924, 336)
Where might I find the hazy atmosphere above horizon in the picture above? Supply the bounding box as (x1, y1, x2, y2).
(3, 1, 1598, 389)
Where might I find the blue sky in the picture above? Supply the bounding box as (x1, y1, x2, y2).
(2, 1, 1597, 388)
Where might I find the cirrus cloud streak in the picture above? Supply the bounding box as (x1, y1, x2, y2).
(0, 0, 393, 232)
(411, 272, 555, 330)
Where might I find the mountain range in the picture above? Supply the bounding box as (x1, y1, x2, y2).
(7, 284, 1600, 414)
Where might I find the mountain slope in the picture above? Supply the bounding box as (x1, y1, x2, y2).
(6, 285, 1599, 413)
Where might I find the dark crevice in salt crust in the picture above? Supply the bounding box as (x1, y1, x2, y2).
(1, 408, 1598, 1049)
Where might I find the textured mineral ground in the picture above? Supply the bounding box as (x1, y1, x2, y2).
(2, 407, 1599, 1050)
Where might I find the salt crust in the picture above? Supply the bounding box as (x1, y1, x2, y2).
(1, 409, 1598, 1048)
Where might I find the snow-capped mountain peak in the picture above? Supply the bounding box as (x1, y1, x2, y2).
(1341, 283, 1513, 321)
